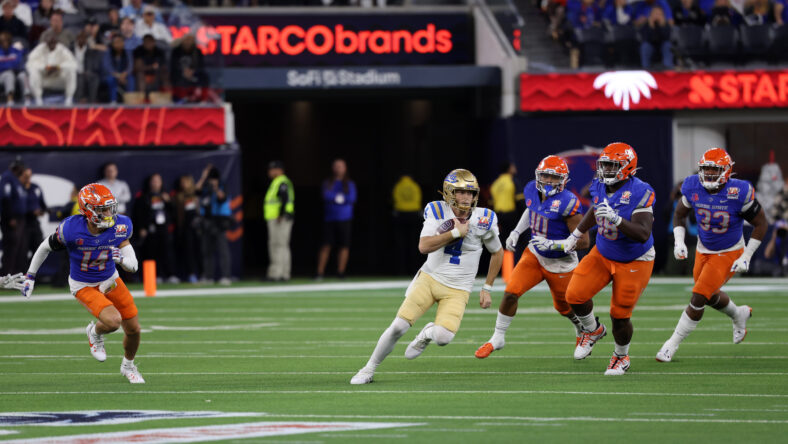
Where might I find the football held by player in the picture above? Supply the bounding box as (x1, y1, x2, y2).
(476, 155, 590, 359)
(656, 148, 766, 362)
(22, 183, 146, 384)
(560, 142, 657, 375)
(351, 169, 504, 384)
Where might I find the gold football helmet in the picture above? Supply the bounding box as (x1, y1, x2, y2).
(441, 169, 479, 213)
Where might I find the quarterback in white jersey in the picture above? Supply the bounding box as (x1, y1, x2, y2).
(351, 169, 503, 385)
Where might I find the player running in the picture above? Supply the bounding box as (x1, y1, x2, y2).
(475, 155, 589, 359)
(22, 183, 145, 384)
(351, 169, 503, 384)
(559, 142, 656, 375)
(656, 148, 766, 362)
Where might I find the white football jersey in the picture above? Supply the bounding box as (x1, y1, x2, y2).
(418, 200, 502, 292)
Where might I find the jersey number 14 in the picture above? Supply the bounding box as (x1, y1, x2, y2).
(81, 250, 110, 272)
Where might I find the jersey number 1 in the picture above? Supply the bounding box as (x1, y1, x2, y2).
(444, 239, 464, 265)
(81, 250, 110, 272)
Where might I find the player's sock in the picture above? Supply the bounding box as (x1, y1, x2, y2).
(489, 312, 513, 349)
(667, 311, 699, 347)
(577, 312, 597, 332)
(717, 300, 739, 319)
(122, 357, 134, 367)
(567, 313, 583, 335)
(365, 317, 410, 370)
(614, 342, 630, 357)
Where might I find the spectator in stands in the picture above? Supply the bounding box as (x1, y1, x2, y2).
(743, 0, 783, 24)
(120, 17, 141, 51)
(196, 164, 232, 285)
(764, 219, 788, 276)
(120, 0, 163, 23)
(170, 33, 209, 103)
(99, 7, 120, 43)
(33, 0, 54, 28)
(567, 0, 604, 29)
(316, 158, 357, 281)
(709, 0, 742, 25)
(83, 16, 107, 50)
(0, 0, 27, 40)
(134, 172, 179, 284)
(53, 0, 77, 15)
(673, 0, 707, 25)
(391, 173, 422, 275)
(9, 0, 31, 28)
(634, 0, 675, 26)
(97, 161, 132, 214)
(640, 4, 674, 68)
(133, 34, 169, 98)
(26, 34, 77, 105)
(134, 5, 171, 44)
(544, 0, 569, 41)
(72, 30, 101, 103)
(174, 174, 201, 284)
(40, 9, 75, 47)
(20, 167, 45, 267)
(103, 33, 133, 103)
(603, 0, 635, 25)
(0, 159, 27, 275)
(0, 30, 29, 104)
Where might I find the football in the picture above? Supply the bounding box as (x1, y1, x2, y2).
(437, 218, 466, 234)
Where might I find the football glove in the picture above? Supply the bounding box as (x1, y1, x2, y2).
(111, 247, 123, 265)
(530, 236, 555, 252)
(595, 199, 622, 226)
(673, 242, 688, 260)
(505, 230, 520, 252)
(21, 273, 35, 298)
(731, 255, 751, 273)
(0, 273, 25, 291)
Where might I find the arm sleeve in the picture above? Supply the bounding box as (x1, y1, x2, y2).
(118, 244, 138, 272)
(27, 238, 53, 275)
(513, 208, 531, 233)
(322, 181, 336, 201)
(347, 181, 357, 204)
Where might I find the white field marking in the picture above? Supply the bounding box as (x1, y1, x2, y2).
(705, 408, 788, 413)
(3, 340, 786, 346)
(10, 371, 788, 377)
(474, 422, 563, 427)
(0, 323, 280, 335)
(0, 430, 18, 436)
(3, 354, 788, 360)
(4, 390, 788, 399)
(629, 412, 716, 417)
(319, 433, 408, 439)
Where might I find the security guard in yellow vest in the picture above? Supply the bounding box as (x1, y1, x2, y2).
(264, 161, 294, 281)
(392, 175, 423, 274)
(490, 162, 524, 250)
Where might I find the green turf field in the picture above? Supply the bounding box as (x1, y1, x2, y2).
(1, 277, 787, 443)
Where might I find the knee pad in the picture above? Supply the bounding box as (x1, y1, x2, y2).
(431, 325, 455, 346)
(389, 317, 411, 338)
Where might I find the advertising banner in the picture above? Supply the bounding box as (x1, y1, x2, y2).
(520, 70, 788, 112)
(169, 12, 474, 67)
(0, 106, 227, 147)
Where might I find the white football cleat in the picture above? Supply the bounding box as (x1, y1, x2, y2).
(121, 361, 145, 384)
(604, 354, 630, 375)
(732, 305, 752, 344)
(405, 322, 433, 360)
(655, 341, 678, 363)
(350, 366, 375, 385)
(86, 321, 106, 362)
(574, 319, 606, 360)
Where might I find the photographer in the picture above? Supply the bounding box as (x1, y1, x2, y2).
(195, 164, 231, 285)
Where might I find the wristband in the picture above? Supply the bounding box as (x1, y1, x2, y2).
(25, 272, 35, 280)
(613, 214, 622, 226)
(450, 228, 461, 239)
(673, 226, 686, 244)
(482, 284, 493, 292)
(571, 228, 583, 238)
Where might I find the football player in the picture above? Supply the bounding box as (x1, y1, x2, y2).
(351, 169, 503, 384)
(656, 148, 766, 362)
(22, 183, 145, 384)
(475, 155, 589, 359)
(559, 142, 656, 375)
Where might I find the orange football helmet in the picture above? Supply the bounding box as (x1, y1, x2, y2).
(698, 147, 734, 190)
(535, 155, 569, 196)
(78, 183, 118, 228)
(597, 142, 638, 185)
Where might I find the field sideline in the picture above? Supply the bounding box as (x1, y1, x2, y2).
(1, 277, 787, 443)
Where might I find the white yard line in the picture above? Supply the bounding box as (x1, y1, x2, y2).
(7, 371, 788, 376)
(2, 354, 788, 359)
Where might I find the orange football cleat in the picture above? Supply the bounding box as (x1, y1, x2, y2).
(475, 342, 495, 359)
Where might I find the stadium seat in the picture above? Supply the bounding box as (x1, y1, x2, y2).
(674, 25, 705, 66)
(770, 25, 788, 62)
(740, 24, 773, 63)
(609, 25, 639, 67)
(576, 26, 606, 67)
(707, 25, 738, 65)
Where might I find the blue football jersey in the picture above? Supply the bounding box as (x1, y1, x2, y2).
(523, 181, 583, 259)
(590, 177, 655, 262)
(681, 175, 754, 251)
(57, 214, 133, 283)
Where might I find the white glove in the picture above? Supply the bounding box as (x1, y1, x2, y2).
(730, 255, 751, 273)
(505, 230, 521, 252)
(21, 273, 35, 298)
(111, 247, 123, 265)
(562, 229, 583, 253)
(530, 236, 554, 251)
(674, 242, 688, 260)
(0, 273, 25, 290)
(595, 199, 622, 226)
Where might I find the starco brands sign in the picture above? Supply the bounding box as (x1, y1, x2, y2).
(169, 13, 473, 67)
(520, 70, 788, 112)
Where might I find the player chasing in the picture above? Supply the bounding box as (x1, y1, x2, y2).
(656, 148, 766, 362)
(476, 155, 589, 359)
(351, 169, 503, 384)
(22, 183, 145, 384)
(559, 142, 656, 375)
